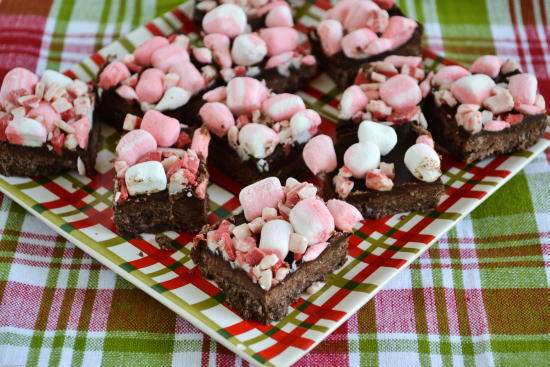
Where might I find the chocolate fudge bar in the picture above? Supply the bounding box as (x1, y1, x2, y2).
(192, 3, 317, 93)
(95, 34, 218, 130)
(112, 111, 211, 236)
(191, 177, 361, 323)
(309, 0, 422, 90)
(199, 77, 321, 186)
(0, 68, 99, 177)
(423, 55, 548, 164)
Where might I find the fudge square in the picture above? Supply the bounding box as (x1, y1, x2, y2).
(112, 110, 211, 237)
(191, 177, 363, 323)
(0, 68, 100, 177)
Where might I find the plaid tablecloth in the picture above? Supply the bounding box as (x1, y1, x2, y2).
(0, 0, 549, 366)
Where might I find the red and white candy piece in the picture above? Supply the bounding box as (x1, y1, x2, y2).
(259, 27, 299, 56)
(169, 62, 205, 95)
(317, 19, 343, 57)
(265, 51, 293, 69)
(199, 102, 235, 137)
(290, 109, 321, 143)
(343, 141, 381, 178)
(324, 0, 356, 22)
(470, 55, 504, 79)
(357, 120, 397, 155)
(226, 77, 269, 115)
(483, 90, 514, 115)
(379, 74, 422, 109)
(238, 123, 280, 159)
(41, 70, 73, 88)
(302, 134, 337, 175)
(404, 143, 441, 182)
(125, 161, 167, 196)
(365, 38, 393, 55)
(302, 242, 328, 262)
(140, 110, 180, 147)
(72, 117, 91, 149)
(231, 33, 267, 66)
(202, 4, 247, 38)
(450, 74, 495, 105)
(381, 16, 417, 48)
(151, 44, 190, 72)
(134, 37, 170, 66)
(27, 102, 60, 132)
(343, 0, 382, 31)
(484, 120, 510, 132)
(365, 168, 393, 191)
(455, 104, 482, 134)
(289, 233, 308, 254)
(204, 33, 232, 68)
(384, 55, 422, 68)
(116, 129, 158, 165)
(289, 198, 335, 245)
(341, 28, 377, 59)
(116, 85, 138, 101)
(192, 47, 212, 64)
(265, 4, 293, 27)
(259, 219, 292, 259)
(98, 62, 131, 90)
(339, 85, 368, 119)
(239, 176, 285, 221)
(262, 93, 306, 121)
(155, 87, 191, 112)
(202, 86, 227, 103)
(5, 117, 47, 147)
(432, 65, 471, 87)
(191, 126, 211, 160)
(135, 68, 165, 103)
(508, 73, 537, 105)
(326, 199, 363, 232)
(0, 68, 39, 105)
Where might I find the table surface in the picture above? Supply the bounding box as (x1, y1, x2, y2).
(0, 0, 548, 366)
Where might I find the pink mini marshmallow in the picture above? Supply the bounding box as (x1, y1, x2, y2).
(365, 38, 393, 55)
(6, 117, 47, 147)
(0, 68, 38, 105)
(27, 102, 60, 132)
(302, 134, 337, 175)
(259, 219, 292, 259)
(151, 44, 190, 72)
(116, 85, 138, 101)
(199, 102, 235, 137)
(169, 62, 205, 95)
(381, 16, 417, 48)
(116, 129, 158, 165)
(450, 74, 495, 105)
(416, 134, 434, 148)
(324, 0, 357, 23)
(343, 0, 382, 31)
(290, 109, 321, 143)
(259, 27, 299, 56)
(261, 93, 305, 121)
(302, 242, 328, 262)
(204, 33, 232, 68)
(238, 123, 280, 159)
(344, 141, 381, 178)
(470, 55, 504, 79)
(226, 77, 269, 115)
(231, 33, 267, 66)
(384, 55, 422, 68)
(341, 28, 378, 59)
(72, 117, 91, 149)
(516, 103, 545, 115)
(191, 126, 211, 160)
(203, 86, 227, 103)
(135, 68, 165, 103)
(483, 90, 514, 114)
(265, 4, 293, 27)
(317, 19, 343, 57)
(484, 120, 510, 132)
(255, 0, 288, 16)
(202, 4, 247, 38)
(265, 52, 293, 69)
(289, 198, 335, 245)
(379, 74, 422, 109)
(326, 199, 363, 232)
(134, 37, 170, 66)
(432, 65, 471, 87)
(140, 110, 180, 147)
(98, 61, 131, 90)
(339, 85, 368, 119)
(239, 176, 285, 221)
(192, 47, 212, 64)
(508, 73, 537, 105)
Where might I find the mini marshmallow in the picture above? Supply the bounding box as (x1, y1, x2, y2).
(199, 102, 235, 137)
(125, 161, 167, 196)
(192, 47, 212, 64)
(116, 129, 158, 165)
(343, 141, 381, 178)
(238, 123, 280, 159)
(262, 93, 306, 121)
(116, 85, 139, 101)
(343, 0, 381, 31)
(416, 135, 434, 148)
(265, 4, 293, 27)
(379, 74, 422, 109)
(155, 87, 191, 112)
(134, 37, 170, 66)
(27, 102, 60, 132)
(484, 120, 510, 132)
(289, 233, 308, 254)
(41, 70, 73, 88)
(231, 33, 267, 66)
(204, 33, 232, 68)
(470, 55, 504, 79)
(135, 68, 165, 103)
(202, 4, 247, 38)
(432, 65, 471, 87)
(0, 68, 38, 105)
(404, 143, 441, 183)
(191, 126, 211, 160)
(169, 62, 205, 95)
(339, 85, 368, 119)
(483, 90, 514, 114)
(290, 109, 321, 143)
(202, 86, 227, 103)
(98, 62, 131, 90)
(516, 103, 545, 115)
(140, 110, 180, 147)
(324, 0, 356, 22)
(326, 199, 363, 232)
(259, 219, 292, 259)
(381, 16, 417, 48)
(302, 134, 337, 175)
(302, 242, 328, 262)
(508, 73, 537, 105)
(259, 27, 299, 56)
(239, 176, 285, 221)
(5, 117, 47, 147)
(365, 38, 393, 55)
(455, 104, 482, 134)
(341, 28, 378, 59)
(317, 19, 343, 57)
(226, 77, 269, 115)
(450, 74, 495, 105)
(289, 198, 335, 245)
(265, 51, 293, 69)
(357, 120, 397, 155)
(384, 55, 422, 68)
(151, 44, 190, 72)
(501, 59, 520, 74)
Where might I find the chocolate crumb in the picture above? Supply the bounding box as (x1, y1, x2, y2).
(156, 234, 175, 251)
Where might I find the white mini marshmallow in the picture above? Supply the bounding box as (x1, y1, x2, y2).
(259, 219, 292, 259)
(404, 143, 441, 183)
(450, 74, 495, 105)
(290, 109, 321, 144)
(40, 70, 73, 88)
(6, 117, 47, 147)
(357, 120, 397, 155)
(238, 123, 280, 159)
(124, 161, 167, 196)
(343, 141, 381, 178)
(155, 87, 191, 111)
(231, 33, 267, 66)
